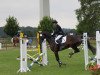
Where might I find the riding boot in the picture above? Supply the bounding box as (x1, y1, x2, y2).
(56, 38, 63, 50)
(58, 43, 63, 50)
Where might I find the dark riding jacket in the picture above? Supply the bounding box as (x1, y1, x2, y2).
(53, 24, 64, 36)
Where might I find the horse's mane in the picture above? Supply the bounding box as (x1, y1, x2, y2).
(42, 32, 51, 36)
(42, 31, 55, 43)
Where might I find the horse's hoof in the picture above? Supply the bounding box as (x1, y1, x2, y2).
(59, 62, 66, 67)
(59, 63, 62, 67)
(59, 64, 62, 67)
(59, 63, 66, 67)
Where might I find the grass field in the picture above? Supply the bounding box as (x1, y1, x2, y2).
(0, 47, 93, 75)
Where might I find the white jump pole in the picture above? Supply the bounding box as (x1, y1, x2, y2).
(83, 33, 89, 70)
(0, 43, 2, 49)
(41, 39, 48, 66)
(29, 38, 48, 67)
(39, 0, 49, 65)
(18, 38, 30, 72)
(96, 31, 100, 65)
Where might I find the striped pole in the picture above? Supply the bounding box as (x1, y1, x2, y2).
(18, 38, 30, 72)
(83, 33, 89, 70)
(96, 31, 100, 65)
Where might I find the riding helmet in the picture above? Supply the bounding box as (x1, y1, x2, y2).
(52, 20, 58, 23)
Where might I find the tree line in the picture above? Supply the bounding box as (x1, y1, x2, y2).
(0, 16, 76, 38)
(0, 26, 76, 38)
(0, 26, 37, 38)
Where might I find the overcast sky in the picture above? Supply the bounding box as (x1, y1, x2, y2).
(0, 0, 80, 29)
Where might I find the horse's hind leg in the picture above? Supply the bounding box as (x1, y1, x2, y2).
(69, 46, 80, 58)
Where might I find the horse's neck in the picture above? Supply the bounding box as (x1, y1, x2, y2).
(46, 37, 55, 45)
(46, 36, 57, 51)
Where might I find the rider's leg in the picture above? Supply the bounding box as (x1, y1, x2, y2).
(57, 36, 64, 50)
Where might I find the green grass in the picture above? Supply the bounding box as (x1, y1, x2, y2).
(0, 47, 93, 75)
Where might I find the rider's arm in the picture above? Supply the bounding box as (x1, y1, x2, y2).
(57, 25, 64, 35)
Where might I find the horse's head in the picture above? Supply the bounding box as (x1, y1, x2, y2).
(40, 31, 53, 43)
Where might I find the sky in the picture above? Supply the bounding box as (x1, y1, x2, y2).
(0, 0, 80, 29)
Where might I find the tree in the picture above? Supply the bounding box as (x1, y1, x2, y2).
(38, 16, 53, 33)
(76, 0, 100, 36)
(4, 16, 19, 37)
(21, 26, 37, 37)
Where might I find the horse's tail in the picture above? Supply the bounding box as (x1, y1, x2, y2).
(87, 40, 96, 55)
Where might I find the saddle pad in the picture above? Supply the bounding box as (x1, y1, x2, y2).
(61, 36, 66, 43)
(55, 36, 67, 44)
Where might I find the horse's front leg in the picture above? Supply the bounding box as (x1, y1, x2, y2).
(54, 52, 62, 67)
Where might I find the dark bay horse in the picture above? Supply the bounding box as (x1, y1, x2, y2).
(41, 32, 96, 67)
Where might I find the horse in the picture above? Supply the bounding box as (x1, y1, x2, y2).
(11, 36, 19, 46)
(40, 32, 96, 67)
(11, 36, 30, 47)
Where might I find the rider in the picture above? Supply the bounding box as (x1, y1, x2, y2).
(52, 20, 65, 49)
